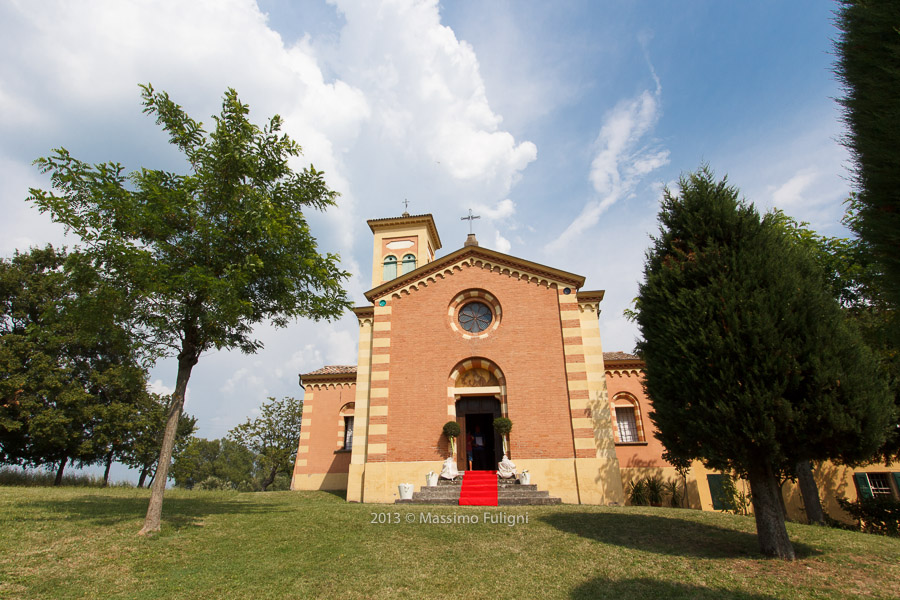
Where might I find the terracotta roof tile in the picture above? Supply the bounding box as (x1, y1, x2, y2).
(603, 351, 640, 361)
(303, 365, 357, 376)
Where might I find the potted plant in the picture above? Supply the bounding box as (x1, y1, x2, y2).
(493, 417, 513, 456)
(442, 421, 461, 459)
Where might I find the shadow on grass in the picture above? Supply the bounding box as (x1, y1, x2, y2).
(23, 494, 272, 529)
(572, 577, 780, 600)
(319, 488, 347, 501)
(541, 512, 821, 559)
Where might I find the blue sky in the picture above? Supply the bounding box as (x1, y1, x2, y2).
(0, 1, 851, 481)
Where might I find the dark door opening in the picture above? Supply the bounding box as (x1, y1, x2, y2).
(465, 412, 499, 471)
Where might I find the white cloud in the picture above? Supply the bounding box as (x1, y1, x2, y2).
(546, 65, 668, 252)
(770, 168, 820, 210)
(147, 378, 191, 403)
(493, 231, 511, 254)
(474, 198, 516, 221)
(330, 0, 536, 191)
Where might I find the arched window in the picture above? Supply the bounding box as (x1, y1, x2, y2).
(401, 253, 416, 274)
(383, 255, 397, 281)
(339, 402, 355, 451)
(611, 393, 644, 443)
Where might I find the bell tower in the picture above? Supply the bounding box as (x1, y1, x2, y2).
(366, 212, 442, 288)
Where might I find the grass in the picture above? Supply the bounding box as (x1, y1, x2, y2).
(1, 486, 898, 599)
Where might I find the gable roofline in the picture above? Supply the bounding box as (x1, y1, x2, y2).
(367, 213, 442, 251)
(363, 244, 587, 302)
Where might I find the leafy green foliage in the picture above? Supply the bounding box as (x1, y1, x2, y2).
(837, 496, 900, 537)
(663, 478, 682, 508)
(643, 475, 665, 506)
(442, 421, 460, 439)
(170, 437, 256, 491)
(492, 417, 512, 435)
(0, 246, 148, 480)
(835, 1, 900, 308)
(27, 84, 351, 530)
(628, 479, 649, 506)
(228, 396, 302, 492)
(119, 393, 196, 487)
(635, 167, 895, 557)
(773, 207, 900, 465)
(714, 474, 751, 516)
(29, 85, 352, 358)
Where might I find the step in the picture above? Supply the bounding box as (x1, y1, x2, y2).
(396, 478, 561, 506)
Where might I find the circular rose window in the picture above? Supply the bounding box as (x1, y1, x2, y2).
(458, 301, 493, 333)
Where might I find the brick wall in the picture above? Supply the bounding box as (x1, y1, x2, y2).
(382, 262, 576, 462)
(293, 383, 355, 477)
(606, 368, 670, 468)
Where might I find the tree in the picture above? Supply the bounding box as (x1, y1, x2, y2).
(775, 208, 899, 463)
(773, 209, 900, 523)
(0, 246, 147, 484)
(228, 396, 302, 492)
(834, 1, 900, 308)
(28, 85, 351, 532)
(119, 393, 197, 488)
(170, 437, 256, 490)
(635, 168, 894, 559)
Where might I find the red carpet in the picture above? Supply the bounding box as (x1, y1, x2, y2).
(458, 470, 498, 506)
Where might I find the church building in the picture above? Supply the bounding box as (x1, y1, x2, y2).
(291, 212, 900, 513)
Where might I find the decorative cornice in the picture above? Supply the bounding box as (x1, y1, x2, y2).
(367, 213, 442, 250)
(364, 246, 586, 302)
(304, 381, 356, 391)
(352, 305, 374, 325)
(577, 290, 605, 303)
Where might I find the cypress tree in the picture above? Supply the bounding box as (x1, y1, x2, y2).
(835, 1, 900, 307)
(636, 167, 894, 559)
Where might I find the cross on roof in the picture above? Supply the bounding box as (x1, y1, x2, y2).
(402, 199, 410, 211)
(461, 208, 480, 234)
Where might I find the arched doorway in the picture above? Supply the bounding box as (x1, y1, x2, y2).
(456, 397, 502, 471)
(447, 358, 507, 471)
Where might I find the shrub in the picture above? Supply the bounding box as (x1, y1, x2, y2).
(628, 479, 649, 506)
(196, 476, 235, 491)
(493, 417, 513, 436)
(644, 475, 665, 506)
(837, 496, 900, 536)
(715, 474, 751, 515)
(442, 421, 461, 439)
(665, 478, 683, 507)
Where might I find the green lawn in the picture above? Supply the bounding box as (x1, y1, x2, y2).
(1, 487, 898, 599)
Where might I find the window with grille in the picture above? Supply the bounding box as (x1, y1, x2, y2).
(867, 473, 892, 497)
(616, 406, 638, 443)
(343, 416, 354, 450)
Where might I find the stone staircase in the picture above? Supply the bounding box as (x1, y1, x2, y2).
(394, 475, 562, 506)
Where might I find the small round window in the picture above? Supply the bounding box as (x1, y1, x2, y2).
(458, 302, 493, 333)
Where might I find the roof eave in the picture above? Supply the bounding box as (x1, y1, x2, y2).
(364, 245, 586, 302)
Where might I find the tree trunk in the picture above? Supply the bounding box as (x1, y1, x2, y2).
(795, 460, 825, 525)
(103, 450, 114, 487)
(137, 466, 149, 488)
(139, 340, 198, 535)
(54, 455, 67, 486)
(261, 464, 278, 492)
(777, 477, 790, 520)
(747, 461, 796, 560)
